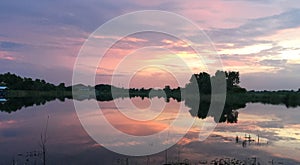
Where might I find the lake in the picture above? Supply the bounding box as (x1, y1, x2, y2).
(1, 98, 300, 164)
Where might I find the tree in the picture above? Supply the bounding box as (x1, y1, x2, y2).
(163, 85, 171, 93)
(185, 72, 211, 94)
(211, 70, 226, 93)
(57, 83, 65, 90)
(226, 71, 240, 89)
(185, 70, 242, 94)
(197, 72, 211, 94)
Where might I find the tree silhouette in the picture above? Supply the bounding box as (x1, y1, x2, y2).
(185, 70, 244, 95)
(185, 72, 211, 94)
(225, 71, 240, 90)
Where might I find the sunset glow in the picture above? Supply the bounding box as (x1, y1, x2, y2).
(0, 0, 298, 90)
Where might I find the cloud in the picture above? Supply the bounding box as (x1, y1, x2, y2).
(0, 0, 127, 32)
(208, 9, 300, 45)
(259, 59, 287, 66)
(0, 41, 25, 51)
(0, 0, 299, 90)
(0, 59, 73, 85)
(241, 64, 300, 90)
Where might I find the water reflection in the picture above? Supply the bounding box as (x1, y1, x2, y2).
(185, 99, 243, 123)
(0, 94, 72, 113)
(1, 95, 300, 164)
(0, 93, 242, 124)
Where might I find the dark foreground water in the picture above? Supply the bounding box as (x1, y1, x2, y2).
(1, 98, 300, 164)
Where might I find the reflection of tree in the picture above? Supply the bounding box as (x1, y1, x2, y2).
(0, 90, 74, 112)
(184, 97, 246, 123)
(246, 90, 300, 108)
(183, 70, 246, 123)
(0, 97, 56, 113)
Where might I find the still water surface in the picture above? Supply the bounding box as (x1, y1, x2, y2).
(0, 98, 300, 164)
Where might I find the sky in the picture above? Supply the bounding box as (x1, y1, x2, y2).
(0, 0, 300, 90)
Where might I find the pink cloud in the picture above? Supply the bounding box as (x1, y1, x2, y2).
(174, 0, 282, 28)
(0, 52, 16, 61)
(95, 32, 199, 87)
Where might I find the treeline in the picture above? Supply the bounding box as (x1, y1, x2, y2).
(0, 72, 68, 91)
(1, 71, 246, 94)
(94, 84, 181, 102)
(1, 71, 300, 117)
(94, 70, 246, 102)
(246, 90, 300, 108)
(1, 71, 300, 109)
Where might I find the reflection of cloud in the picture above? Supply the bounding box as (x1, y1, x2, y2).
(0, 120, 17, 129)
(1, 129, 20, 138)
(105, 141, 142, 147)
(176, 131, 300, 164)
(257, 121, 284, 129)
(180, 103, 300, 163)
(102, 108, 176, 136)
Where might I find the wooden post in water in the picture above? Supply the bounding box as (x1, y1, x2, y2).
(42, 145, 46, 165)
(146, 156, 149, 165)
(12, 157, 15, 165)
(40, 115, 49, 165)
(177, 146, 180, 163)
(165, 149, 168, 164)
